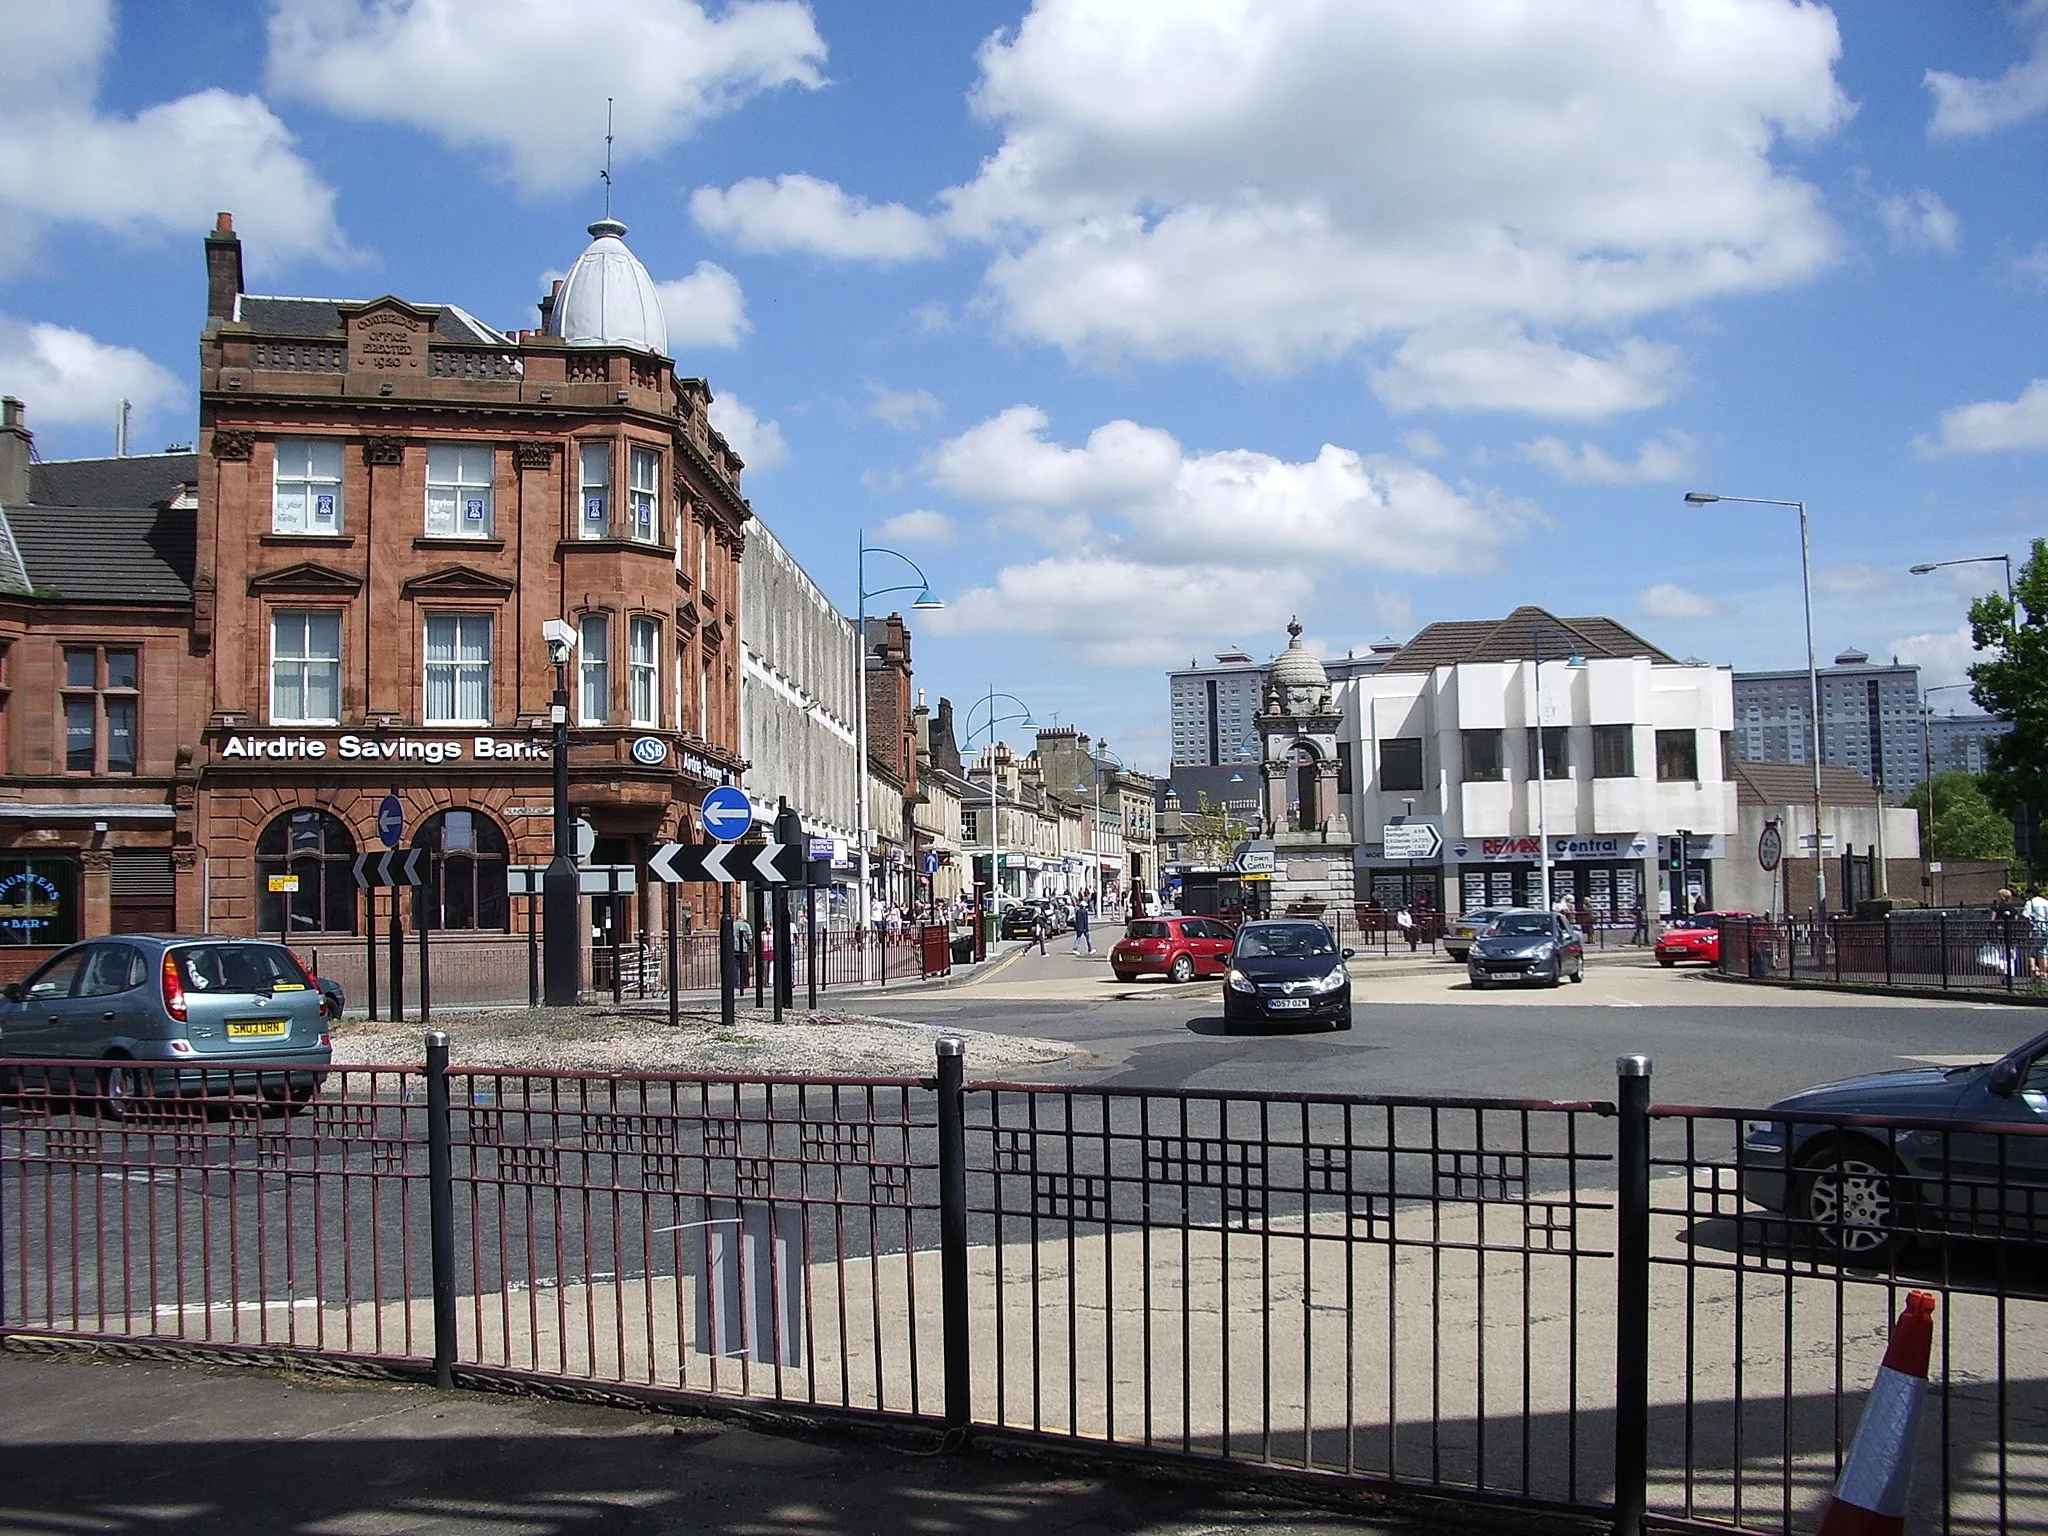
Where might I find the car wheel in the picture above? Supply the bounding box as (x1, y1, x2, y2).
(1169, 953, 1195, 983)
(1658, 957, 1676, 968)
(1794, 1142, 1906, 1263)
(1569, 964, 1585, 984)
(99, 1058, 145, 1122)
(1113, 970, 1137, 983)
(1546, 966, 1563, 989)
(1470, 977, 1488, 991)
(1333, 1011, 1352, 1031)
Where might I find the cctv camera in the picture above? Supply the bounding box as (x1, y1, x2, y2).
(542, 618, 577, 666)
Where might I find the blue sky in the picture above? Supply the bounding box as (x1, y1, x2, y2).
(3, 1, 2046, 768)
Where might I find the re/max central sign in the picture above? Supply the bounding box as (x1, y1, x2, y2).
(216, 734, 551, 764)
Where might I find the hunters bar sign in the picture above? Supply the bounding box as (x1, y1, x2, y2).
(215, 733, 551, 764)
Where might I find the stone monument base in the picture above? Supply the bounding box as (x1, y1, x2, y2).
(1262, 832, 1358, 922)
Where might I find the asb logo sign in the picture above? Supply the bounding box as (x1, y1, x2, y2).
(630, 735, 668, 765)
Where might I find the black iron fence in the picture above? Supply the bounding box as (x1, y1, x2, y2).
(5, 1046, 2046, 1534)
(1718, 914, 2048, 996)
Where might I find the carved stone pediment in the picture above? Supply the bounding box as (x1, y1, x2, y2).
(399, 564, 516, 599)
(210, 429, 255, 461)
(248, 561, 363, 596)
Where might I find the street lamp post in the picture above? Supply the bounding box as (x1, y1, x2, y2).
(853, 531, 944, 937)
(1685, 491, 1828, 916)
(1076, 741, 1126, 914)
(1920, 682, 1975, 907)
(1909, 554, 2014, 619)
(964, 688, 1036, 936)
(540, 619, 581, 1006)
(1529, 620, 1586, 913)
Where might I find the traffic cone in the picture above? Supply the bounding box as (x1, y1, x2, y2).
(1816, 1290, 1938, 1536)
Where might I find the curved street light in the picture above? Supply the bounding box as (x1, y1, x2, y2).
(1685, 490, 1828, 916)
(964, 688, 1036, 929)
(1528, 619, 1587, 915)
(1073, 741, 1126, 913)
(855, 531, 943, 934)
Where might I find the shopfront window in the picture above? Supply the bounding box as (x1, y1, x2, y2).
(0, 855, 78, 947)
(256, 810, 357, 936)
(412, 809, 509, 931)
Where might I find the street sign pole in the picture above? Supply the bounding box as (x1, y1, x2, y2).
(752, 883, 766, 1010)
(390, 881, 405, 1023)
(665, 880, 679, 1031)
(365, 879, 379, 1023)
(719, 881, 735, 1029)
(418, 853, 432, 1024)
(774, 799, 800, 1018)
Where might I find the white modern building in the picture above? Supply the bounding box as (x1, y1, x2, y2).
(1332, 607, 1739, 920)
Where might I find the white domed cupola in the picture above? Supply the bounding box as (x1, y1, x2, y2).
(548, 218, 669, 356)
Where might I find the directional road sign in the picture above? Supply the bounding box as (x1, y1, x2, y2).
(508, 863, 546, 896)
(700, 786, 754, 843)
(579, 864, 637, 896)
(352, 850, 426, 888)
(650, 840, 804, 886)
(1382, 821, 1443, 860)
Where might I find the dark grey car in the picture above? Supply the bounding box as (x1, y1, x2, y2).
(0, 935, 332, 1115)
(1738, 1026, 2048, 1260)
(1467, 912, 1585, 988)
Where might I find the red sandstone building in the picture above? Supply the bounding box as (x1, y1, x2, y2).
(0, 212, 755, 979)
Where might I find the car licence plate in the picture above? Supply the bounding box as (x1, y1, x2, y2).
(226, 1019, 289, 1038)
(1269, 997, 1311, 1010)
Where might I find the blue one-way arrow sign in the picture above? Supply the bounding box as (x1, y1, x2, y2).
(700, 785, 753, 842)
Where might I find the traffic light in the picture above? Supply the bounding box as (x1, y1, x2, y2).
(1668, 831, 1689, 872)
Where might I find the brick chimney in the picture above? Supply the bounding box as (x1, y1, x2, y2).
(205, 212, 244, 321)
(0, 397, 30, 508)
(538, 279, 563, 330)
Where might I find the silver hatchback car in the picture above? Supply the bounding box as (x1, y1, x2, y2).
(0, 935, 332, 1115)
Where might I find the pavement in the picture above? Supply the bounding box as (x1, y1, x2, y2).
(0, 1347, 1570, 1536)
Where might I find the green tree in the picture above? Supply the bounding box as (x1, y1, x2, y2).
(1180, 790, 1251, 867)
(1964, 537, 2048, 877)
(1902, 772, 2016, 861)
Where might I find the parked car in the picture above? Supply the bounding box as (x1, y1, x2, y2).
(1738, 1027, 2048, 1261)
(1000, 904, 1043, 941)
(1222, 919, 1353, 1031)
(1655, 911, 1757, 967)
(1467, 912, 1585, 988)
(0, 935, 332, 1117)
(1110, 916, 1235, 982)
(1445, 907, 1516, 961)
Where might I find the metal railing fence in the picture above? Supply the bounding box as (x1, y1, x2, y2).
(6, 1046, 2048, 1534)
(1718, 914, 2046, 996)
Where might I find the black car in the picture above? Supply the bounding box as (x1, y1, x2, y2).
(1000, 905, 1043, 941)
(1467, 912, 1585, 988)
(1222, 919, 1353, 1031)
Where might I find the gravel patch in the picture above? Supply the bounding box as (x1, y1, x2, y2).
(329, 1002, 1072, 1078)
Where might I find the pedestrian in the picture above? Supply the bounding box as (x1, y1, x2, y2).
(1397, 906, 1418, 951)
(1072, 900, 1093, 955)
(731, 914, 753, 990)
(2025, 887, 2048, 979)
(1031, 904, 1049, 955)
(1631, 904, 1649, 946)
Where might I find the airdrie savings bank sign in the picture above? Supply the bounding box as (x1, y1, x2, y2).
(215, 732, 551, 765)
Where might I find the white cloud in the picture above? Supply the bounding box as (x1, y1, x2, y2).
(933, 0, 1845, 395)
(1887, 623, 1978, 690)
(922, 406, 1538, 661)
(653, 262, 749, 350)
(1927, 3, 2048, 137)
(1637, 582, 1726, 621)
(926, 555, 1316, 670)
(874, 508, 952, 543)
(0, 315, 184, 429)
(1367, 588, 1415, 635)
(707, 391, 786, 471)
(1918, 380, 2048, 454)
(692, 175, 943, 261)
(1400, 429, 1444, 460)
(2017, 242, 2048, 288)
(1517, 430, 1696, 483)
(1877, 189, 1960, 253)
(1815, 563, 1894, 593)
(1374, 327, 1684, 420)
(0, 1, 347, 280)
(867, 382, 942, 430)
(266, 0, 826, 191)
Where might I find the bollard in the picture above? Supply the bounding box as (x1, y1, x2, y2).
(1613, 1053, 1652, 1536)
(424, 1030, 457, 1388)
(936, 1036, 970, 1441)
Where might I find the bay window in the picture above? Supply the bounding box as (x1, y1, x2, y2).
(628, 447, 659, 543)
(578, 614, 609, 725)
(578, 442, 610, 538)
(629, 616, 659, 726)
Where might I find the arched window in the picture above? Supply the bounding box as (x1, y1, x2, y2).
(412, 809, 509, 931)
(256, 809, 357, 935)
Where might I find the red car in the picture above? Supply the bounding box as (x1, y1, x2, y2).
(1111, 916, 1235, 982)
(1654, 912, 1756, 967)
